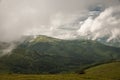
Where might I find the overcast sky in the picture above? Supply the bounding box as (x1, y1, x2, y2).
(0, 0, 120, 42)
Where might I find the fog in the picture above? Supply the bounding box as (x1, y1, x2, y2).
(0, 0, 119, 42)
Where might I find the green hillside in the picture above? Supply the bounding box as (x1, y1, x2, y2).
(84, 61, 120, 80)
(0, 62, 120, 80)
(0, 35, 120, 74)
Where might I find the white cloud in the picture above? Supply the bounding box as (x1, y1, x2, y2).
(0, 0, 120, 42)
(77, 6, 120, 42)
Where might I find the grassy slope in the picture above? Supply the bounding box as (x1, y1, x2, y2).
(0, 62, 119, 80)
(85, 61, 120, 79)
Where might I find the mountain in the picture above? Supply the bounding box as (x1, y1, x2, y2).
(0, 35, 120, 74)
(95, 37, 120, 47)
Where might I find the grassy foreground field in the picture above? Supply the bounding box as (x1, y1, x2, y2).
(0, 62, 120, 80)
(0, 74, 116, 80)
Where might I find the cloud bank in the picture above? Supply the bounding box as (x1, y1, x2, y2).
(0, 0, 120, 43)
(78, 6, 120, 42)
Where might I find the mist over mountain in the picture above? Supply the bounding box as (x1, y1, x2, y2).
(0, 0, 120, 43)
(0, 0, 120, 74)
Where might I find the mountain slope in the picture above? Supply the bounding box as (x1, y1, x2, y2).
(0, 35, 120, 74)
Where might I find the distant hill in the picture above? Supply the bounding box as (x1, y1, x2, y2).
(0, 35, 120, 74)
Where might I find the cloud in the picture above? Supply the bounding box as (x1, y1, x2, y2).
(77, 6, 120, 42)
(0, 0, 119, 42)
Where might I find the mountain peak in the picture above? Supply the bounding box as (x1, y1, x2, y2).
(29, 35, 61, 43)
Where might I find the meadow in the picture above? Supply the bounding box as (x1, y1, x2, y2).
(0, 74, 115, 80)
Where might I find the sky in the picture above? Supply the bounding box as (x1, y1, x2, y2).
(0, 0, 120, 42)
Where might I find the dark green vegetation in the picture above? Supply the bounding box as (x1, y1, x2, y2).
(0, 62, 120, 80)
(0, 35, 120, 74)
